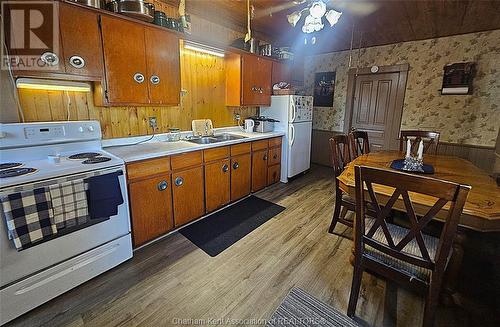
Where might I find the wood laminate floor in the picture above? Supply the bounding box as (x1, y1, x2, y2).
(6, 165, 499, 327)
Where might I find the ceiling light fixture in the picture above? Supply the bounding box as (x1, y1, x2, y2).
(15, 78, 91, 92)
(184, 41, 225, 57)
(287, 0, 342, 34)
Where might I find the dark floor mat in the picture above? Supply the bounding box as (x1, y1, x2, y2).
(179, 195, 285, 256)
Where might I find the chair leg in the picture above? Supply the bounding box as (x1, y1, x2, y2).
(423, 273, 444, 327)
(328, 192, 342, 233)
(347, 263, 363, 318)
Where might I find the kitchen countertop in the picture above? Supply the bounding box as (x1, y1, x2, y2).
(104, 128, 285, 163)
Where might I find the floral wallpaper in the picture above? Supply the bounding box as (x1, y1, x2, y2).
(304, 30, 500, 146)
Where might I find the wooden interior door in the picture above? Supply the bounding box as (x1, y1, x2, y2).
(59, 3, 103, 78)
(231, 153, 251, 201)
(350, 71, 405, 150)
(205, 159, 230, 212)
(251, 149, 268, 192)
(172, 166, 205, 227)
(100, 16, 148, 104)
(128, 174, 173, 247)
(144, 27, 180, 105)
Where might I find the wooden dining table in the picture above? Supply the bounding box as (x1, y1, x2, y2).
(337, 150, 500, 307)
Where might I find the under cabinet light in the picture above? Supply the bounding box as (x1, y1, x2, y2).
(16, 78, 91, 92)
(184, 41, 225, 57)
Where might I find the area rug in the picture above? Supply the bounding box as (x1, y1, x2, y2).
(180, 195, 285, 257)
(266, 288, 361, 327)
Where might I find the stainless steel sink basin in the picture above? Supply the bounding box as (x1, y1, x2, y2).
(186, 133, 247, 144)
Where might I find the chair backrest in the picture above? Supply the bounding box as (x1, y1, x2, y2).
(354, 165, 470, 272)
(329, 134, 351, 177)
(399, 130, 441, 155)
(349, 131, 370, 159)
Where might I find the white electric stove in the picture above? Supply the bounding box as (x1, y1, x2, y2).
(0, 121, 133, 324)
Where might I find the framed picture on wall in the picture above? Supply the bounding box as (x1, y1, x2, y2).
(313, 72, 336, 107)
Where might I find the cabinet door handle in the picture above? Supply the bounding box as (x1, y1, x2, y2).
(157, 180, 168, 191)
(263, 155, 268, 161)
(40, 52, 59, 66)
(222, 164, 229, 173)
(232, 162, 239, 170)
(174, 176, 184, 186)
(258, 87, 263, 94)
(133, 73, 145, 83)
(273, 154, 278, 159)
(69, 55, 85, 68)
(150, 75, 160, 85)
(251, 86, 258, 92)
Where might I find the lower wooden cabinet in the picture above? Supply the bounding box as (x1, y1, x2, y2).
(205, 159, 230, 213)
(231, 153, 251, 201)
(252, 149, 268, 192)
(267, 164, 281, 185)
(128, 174, 173, 247)
(172, 166, 205, 226)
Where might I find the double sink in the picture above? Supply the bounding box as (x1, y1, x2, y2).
(186, 133, 247, 145)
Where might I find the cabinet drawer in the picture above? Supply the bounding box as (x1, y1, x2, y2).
(204, 146, 229, 162)
(267, 164, 281, 186)
(171, 151, 203, 170)
(230, 142, 251, 156)
(252, 140, 268, 151)
(127, 156, 170, 181)
(268, 147, 281, 166)
(268, 137, 282, 148)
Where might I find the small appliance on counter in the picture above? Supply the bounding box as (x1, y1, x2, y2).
(250, 116, 279, 133)
(244, 119, 255, 133)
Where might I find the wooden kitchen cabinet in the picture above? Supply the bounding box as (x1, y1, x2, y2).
(100, 15, 180, 106)
(226, 52, 272, 106)
(60, 3, 103, 78)
(128, 173, 173, 247)
(267, 164, 281, 185)
(252, 149, 268, 192)
(231, 153, 251, 201)
(272, 61, 291, 85)
(172, 166, 205, 227)
(267, 137, 282, 186)
(205, 159, 230, 212)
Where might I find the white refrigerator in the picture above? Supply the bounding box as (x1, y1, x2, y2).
(260, 95, 313, 183)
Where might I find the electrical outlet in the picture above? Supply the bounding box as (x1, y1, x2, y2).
(148, 117, 157, 129)
(234, 113, 241, 121)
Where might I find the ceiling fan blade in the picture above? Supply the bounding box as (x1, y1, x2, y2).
(326, 0, 380, 16)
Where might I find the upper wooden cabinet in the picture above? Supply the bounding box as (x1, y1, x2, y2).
(226, 53, 272, 106)
(100, 15, 180, 106)
(272, 61, 291, 85)
(60, 3, 103, 79)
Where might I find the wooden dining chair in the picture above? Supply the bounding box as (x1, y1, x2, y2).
(349, 131, 370, 159)
(399, 130, 441, 155)
(328, 135, 355, 233)
(347, 166, 470, 327)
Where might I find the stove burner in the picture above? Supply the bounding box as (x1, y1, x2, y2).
(68, 152, 102, 160)
(0, 163, 23, 170)
(82, 157, 111, 164)
(0, 167, 37, 178)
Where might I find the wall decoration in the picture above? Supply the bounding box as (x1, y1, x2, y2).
(313, 71, 335, 107)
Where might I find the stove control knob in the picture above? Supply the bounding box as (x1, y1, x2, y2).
(78, 126, 84, 133)
(87, 126, 95, 132)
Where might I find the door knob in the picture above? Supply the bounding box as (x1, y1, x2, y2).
(150, 75, 160, 85)
(232, 162, 239, 169)
(222, 164, 229, 173)
(69, 55, 85, 68)
(174, 176, 184, 186)
(133, 73, 145, 83)
(157, 180, 168, 191)
(40, 52, 59, 66)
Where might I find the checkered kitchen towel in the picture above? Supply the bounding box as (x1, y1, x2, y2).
(49, 180, 89, 229)
(0, 187, 57, 250)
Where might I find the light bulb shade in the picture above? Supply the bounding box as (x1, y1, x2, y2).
(309, 1, 326, 18)
(287, 11, 302, 27)
(325, 10, 342, 26)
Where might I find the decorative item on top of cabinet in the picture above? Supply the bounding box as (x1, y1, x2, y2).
(126, 156, 173, 247)
(225, 52, 272, 106)
(171, 151, 205, 226)
(99, 15, 180, 106)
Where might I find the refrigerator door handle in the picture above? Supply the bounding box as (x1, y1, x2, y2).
(290, 103, 296, 123)
(289, 124, 295, 147)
